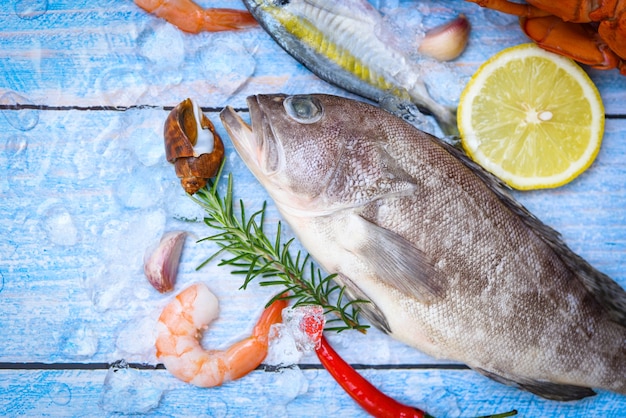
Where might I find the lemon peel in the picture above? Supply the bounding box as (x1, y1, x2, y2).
(457, 43, 605, 190)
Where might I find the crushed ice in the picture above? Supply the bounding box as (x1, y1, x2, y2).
(60, 323, 99, 359)
(99, 360, 163, 414)
(266, 305, 325, 367)
(38, 201, 79, 246)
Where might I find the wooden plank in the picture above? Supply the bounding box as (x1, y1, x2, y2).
(1, 1, 625, 112)
(2, 367, 626, 416)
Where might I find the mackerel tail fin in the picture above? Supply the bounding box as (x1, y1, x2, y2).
(404, 81, 459, 137)
(435, 105, 459, 138)
(380, 96, 459, 138)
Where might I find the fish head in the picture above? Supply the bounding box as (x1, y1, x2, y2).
(220, 94, 355, 213)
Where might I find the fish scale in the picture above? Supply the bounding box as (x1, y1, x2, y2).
(220, 93, 626, 401)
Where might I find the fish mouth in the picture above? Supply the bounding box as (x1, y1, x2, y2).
(219, 95, 283, 181)
(219, 97, 262, 176)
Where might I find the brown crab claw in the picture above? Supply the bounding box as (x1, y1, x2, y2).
(164, 98, 225, 194)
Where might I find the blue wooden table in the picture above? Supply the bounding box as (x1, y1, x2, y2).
(1, 0, 625, 416)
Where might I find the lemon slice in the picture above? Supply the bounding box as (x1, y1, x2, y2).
(457, 43, 604, 190)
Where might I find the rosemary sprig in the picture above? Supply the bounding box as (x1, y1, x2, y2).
(190, 167, 369, 333)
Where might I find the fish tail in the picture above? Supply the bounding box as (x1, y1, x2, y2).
(380, 93, 459, 137)
(434, 105, 459, 137)
(379, 96, 458, 137)
(406, 81, 459, 137)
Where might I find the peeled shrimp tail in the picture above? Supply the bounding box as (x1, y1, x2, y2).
(155, 283, 288, 387)
(218, 296, 288, 381)
(135, 0, 257, 33)
(253, 296, 288, 342)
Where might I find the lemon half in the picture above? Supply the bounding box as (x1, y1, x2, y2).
(457, 43, 605, 190)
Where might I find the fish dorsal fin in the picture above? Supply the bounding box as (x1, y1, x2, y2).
(355, 214, 447, 304)
(439, 140, 626, 327)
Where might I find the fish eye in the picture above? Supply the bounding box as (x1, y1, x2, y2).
(284, 96, 323, 124)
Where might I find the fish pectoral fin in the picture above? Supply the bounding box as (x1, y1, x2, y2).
(336, 272, 391, 334)
(357, 215, 446, 304)
(475, 368, 597, 401)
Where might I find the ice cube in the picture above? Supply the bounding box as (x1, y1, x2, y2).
(99, 360, 163, 414)
(115, 314, 159, 362)
(39, 202, 78, 246)
(265, 305, 326, 367)
(266, 323, 303, 367)
(283, 305, 325, 352)
(60, 323, 98, 359)
(262, 366, 310, 416)
(197, 38, 256, 103)
(138, 23, 185, 70)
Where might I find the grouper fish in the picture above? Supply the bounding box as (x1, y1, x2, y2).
(241, 0, 458, 136)
(220, 94, 626, 400)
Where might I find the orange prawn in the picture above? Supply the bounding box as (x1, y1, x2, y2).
(135, 0, 257, 33)
(155, 282, 287, 387)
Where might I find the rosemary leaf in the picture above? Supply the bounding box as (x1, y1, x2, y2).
(191, 169, 369, 333)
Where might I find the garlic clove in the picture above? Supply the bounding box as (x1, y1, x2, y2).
(144, 231, 188, 293)
(418, 15, 471, 61)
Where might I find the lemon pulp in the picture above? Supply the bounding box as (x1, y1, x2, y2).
(457, 43, 604, 190)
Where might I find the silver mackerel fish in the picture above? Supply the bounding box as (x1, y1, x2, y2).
(220, 93, 626, 401)
(241, 0, 458, 136)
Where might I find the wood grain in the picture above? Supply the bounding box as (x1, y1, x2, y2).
(0, 0, 625, 416)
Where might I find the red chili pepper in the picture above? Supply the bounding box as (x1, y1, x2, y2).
(315, 334, 518, 418)
(315, 334, 429, 418)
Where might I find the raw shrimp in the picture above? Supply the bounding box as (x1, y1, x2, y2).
(135, 0, 257, 33)
(155, 282, 287, 387)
